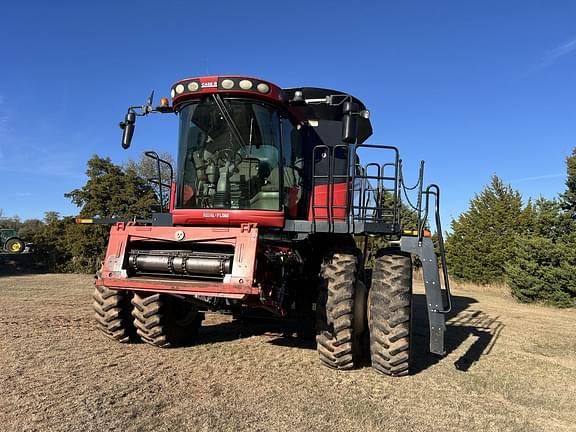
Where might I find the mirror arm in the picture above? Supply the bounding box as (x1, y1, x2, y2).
(118, 92, 173, 149)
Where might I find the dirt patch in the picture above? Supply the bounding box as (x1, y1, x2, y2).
(1, 274, 575, 432)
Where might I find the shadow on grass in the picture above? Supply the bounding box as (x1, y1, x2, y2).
(412, 293, 505, 374)
(194, 293, 504, 375)
(196, 314, 317, 349)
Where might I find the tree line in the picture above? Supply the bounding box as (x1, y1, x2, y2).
(1, 149, 574, 307)
(446, 148, 576, 307)
(0, 153, 166, 273)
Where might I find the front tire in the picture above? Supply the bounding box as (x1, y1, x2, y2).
(93, 285, 138, 343)
(369, 250, 412, 376)
(131, 293, 203, 348)
(316, 250, 362, 370)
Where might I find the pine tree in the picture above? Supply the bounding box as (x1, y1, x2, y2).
(505, 149, 576, 307)
(446, 175, 530, 284)
(560, 148, 576, 218)
(505, 230, 576, 308)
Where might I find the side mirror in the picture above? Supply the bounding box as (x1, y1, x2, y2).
(342, 101, 358, 143)
(120, 112, 136, 149)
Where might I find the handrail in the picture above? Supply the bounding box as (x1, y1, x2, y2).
(144, 151, 174, 213)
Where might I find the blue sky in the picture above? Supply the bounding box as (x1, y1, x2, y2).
(1, 1, 575, 227)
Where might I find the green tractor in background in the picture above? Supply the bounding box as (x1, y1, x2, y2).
(0, 229, 26, 254)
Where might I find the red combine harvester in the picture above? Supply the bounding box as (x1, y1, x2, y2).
(88, 75, 451, 376)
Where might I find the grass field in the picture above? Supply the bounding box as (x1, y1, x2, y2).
(1, 274, 575, 432)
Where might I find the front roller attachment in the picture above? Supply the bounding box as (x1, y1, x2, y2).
(400, 236, 451, 356)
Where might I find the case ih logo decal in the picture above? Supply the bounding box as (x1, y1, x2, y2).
(201, 81, 217, 89)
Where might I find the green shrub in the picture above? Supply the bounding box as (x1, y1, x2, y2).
(506, 234, 576, 307)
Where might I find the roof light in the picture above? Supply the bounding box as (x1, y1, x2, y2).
(221, 79, 235, 89)
(159, 97, 169, 107)
(170, 89, 175, 98)
(187, 81, 199, 91)
(175, 84, 185, 94)
(256, 83, 270, 94)
(239, 79, 253, 90)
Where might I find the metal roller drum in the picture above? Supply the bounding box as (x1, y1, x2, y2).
(128, 250, 233, 277)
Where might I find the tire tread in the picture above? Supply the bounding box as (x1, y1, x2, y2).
(369, 251, 412, 377)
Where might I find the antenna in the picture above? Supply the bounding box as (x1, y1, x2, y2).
(144, 90, 155, 114)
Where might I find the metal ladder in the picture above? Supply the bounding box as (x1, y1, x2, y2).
(400, 184, 452, 355)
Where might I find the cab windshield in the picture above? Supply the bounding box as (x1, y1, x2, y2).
(176, 96, 283, 211)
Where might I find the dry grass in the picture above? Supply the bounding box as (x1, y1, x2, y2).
(0, 274, 575, 432)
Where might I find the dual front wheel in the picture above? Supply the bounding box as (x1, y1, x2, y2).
(315, 249, 412, 377)
(92, 286, 203, 347)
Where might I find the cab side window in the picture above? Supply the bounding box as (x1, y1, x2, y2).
(281, 118, 303, 215)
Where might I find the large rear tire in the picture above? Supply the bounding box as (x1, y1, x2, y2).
(316, 250, 362, 370)
(93, 285, 138, 343)
(131, 293, 203, 348)
(4, 237, 25, 254)
(369, 250, 412, 377)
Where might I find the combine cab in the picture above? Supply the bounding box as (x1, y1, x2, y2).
(88, 76, 451, 376)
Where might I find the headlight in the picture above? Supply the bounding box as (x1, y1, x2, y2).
(221, 79, 235, 89)
(256, 83, 270, 94)
(239, 79, 253, 90)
